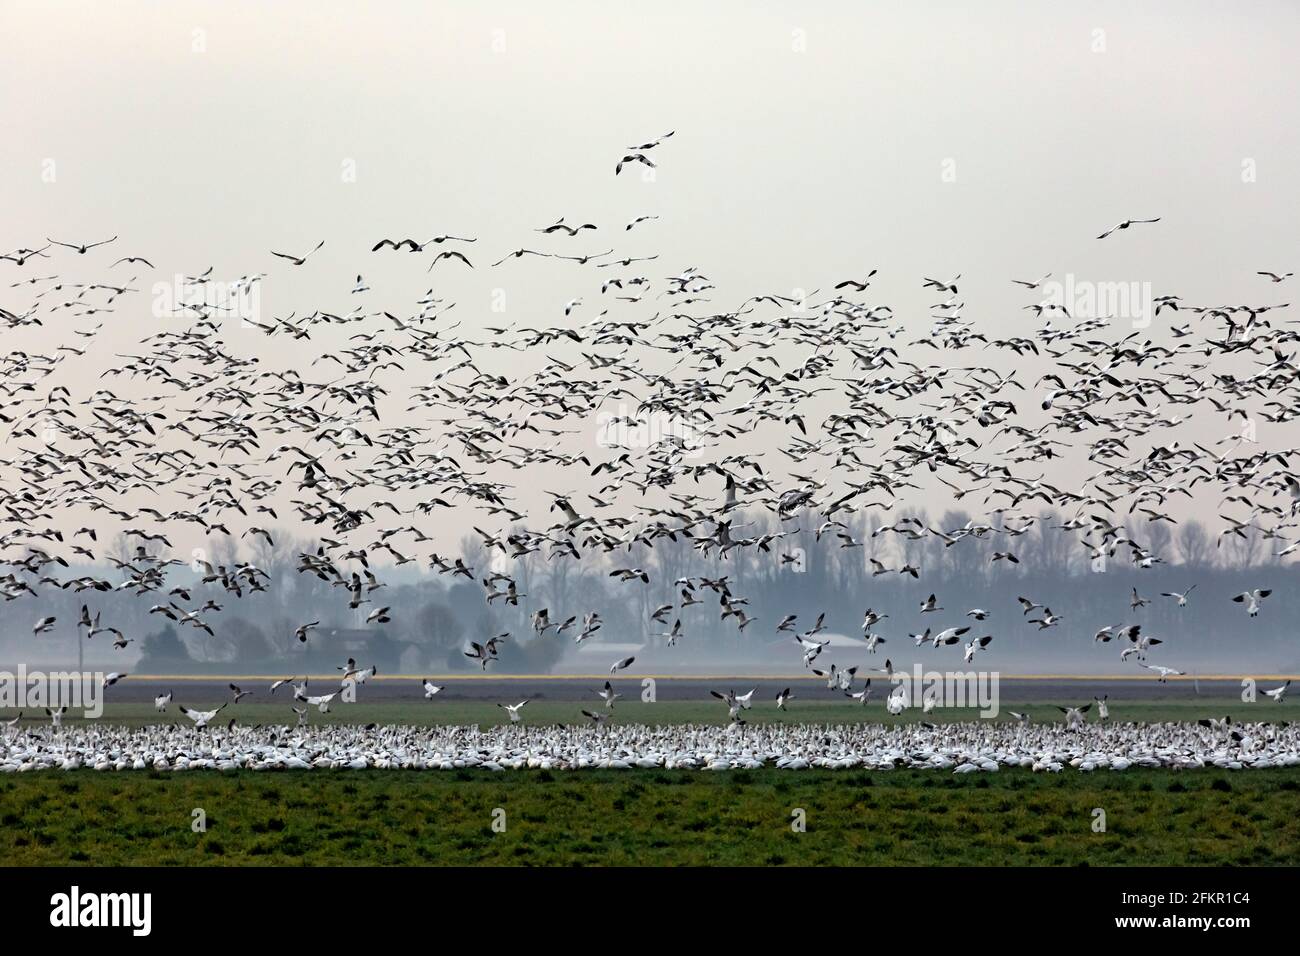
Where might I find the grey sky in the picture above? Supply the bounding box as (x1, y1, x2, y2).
(2, 0, 1298, 559)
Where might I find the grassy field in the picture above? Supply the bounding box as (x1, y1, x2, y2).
(3, 699, 1280, 728)
(1, 767, 1296, 865)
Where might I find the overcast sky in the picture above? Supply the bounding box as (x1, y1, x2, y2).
(2, 1, 1298, 557)
(5, 1, 1297, 306)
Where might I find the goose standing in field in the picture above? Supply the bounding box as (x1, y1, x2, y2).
(154, 690, 172, 712)
(885, 685, 908, 716)
(1094, 696, 1109, 721)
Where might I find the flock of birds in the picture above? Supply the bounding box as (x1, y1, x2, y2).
(3, 720, 1299, 773)
(1, 132, 1297, 768)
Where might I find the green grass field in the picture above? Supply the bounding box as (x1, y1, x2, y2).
(6, 699, 1278, 728)
(1, 767, 1296, 866)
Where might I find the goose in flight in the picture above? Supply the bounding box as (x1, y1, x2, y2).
(919, 593, 943, 613)
(229, 683, 252, 703)
(596, 681, 621, 709)
(464, 642, 496, 670)
(422, 680, 443, 699)
(101, 672, 126, 688)
(1232, 589, 1271, 617)
(303, 691, 338, 713)
(1094, 695, 1109, 721)
(846, 680, 872, 706)
(963, 635, 992, 663)
(834, 270, 878, 291)
(47, 235, 117, 254)
(179, 703, 227, 728)
(1096, 218, 1160, 239)
(1017, 596, 1043, 616)
(428, 250, 473, 270)
(536, 217, 597, 236)
(609, 656, 636, 675)
(270, 240, 324, 265)
(269, 677, 297, 694)
(1257, 271, 1292, 283)
(1263, 680, 1290, 703)
(931, 625, 970, 647)
(628, 130, 675, 150)
(1028, 609, 1063, 629)
(615, 153, 655, 175)
(33, 616, 57, 635)
(1057, 703, 1091, 730)
(1130, 587, 1150, 610)
(499, 700, 529, 723)
(796, 634, 828, 666)
(1140, 663, 1184, 683)
(1011, 272, 1051, 290)
(1160, 586, 1196, 607)
(154, 690, 172, 712)
(776, 687, 793, 710)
